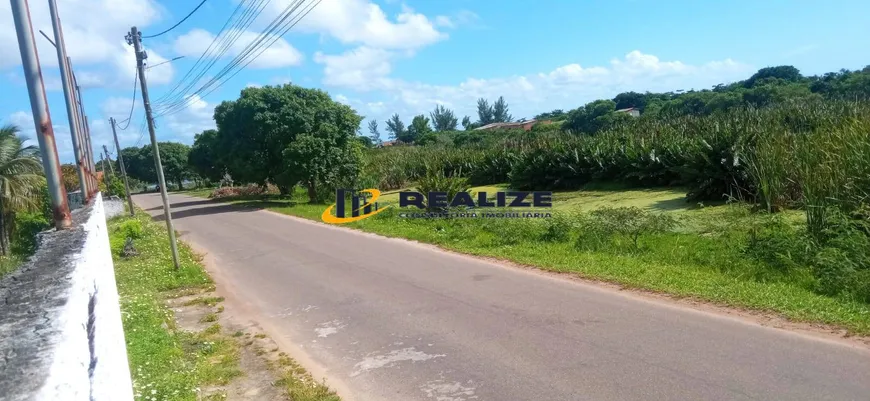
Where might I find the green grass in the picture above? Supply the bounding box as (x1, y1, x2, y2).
(193, 185, 870, 335)
(0, 255, 21, 279)
(110, 213, 241, 400)
(274, 353, 341, 401)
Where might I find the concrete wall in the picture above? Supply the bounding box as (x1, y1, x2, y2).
(0, 194, 133, 401)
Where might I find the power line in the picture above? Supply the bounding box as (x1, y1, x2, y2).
(154, 0, 303, 114)
(116, 72, 138, 130)
(154, 0, 318, 118)
(152, 0, 266, 107)
(142, 0, 209, 39)
(147, 56, 185, 70)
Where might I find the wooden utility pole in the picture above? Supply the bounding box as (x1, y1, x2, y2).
(102, 145, 115, 177)
(127, 26, 180, 269)
(110, 118, 135, 216)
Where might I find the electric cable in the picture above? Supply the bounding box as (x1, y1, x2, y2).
(154, 0, 317, 118)
(143, 0, 209, 39)
(116, 72, 138, 130)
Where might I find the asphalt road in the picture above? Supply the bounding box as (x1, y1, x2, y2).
(134, 193, 870, 401)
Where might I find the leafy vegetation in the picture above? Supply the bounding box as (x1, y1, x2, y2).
(109, 213, 240, 401)
(121, 142, 193, 190)
(126, 65, 870, 332)
(193, 187, 870, 334)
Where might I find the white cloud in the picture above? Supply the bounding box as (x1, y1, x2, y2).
(434, 16, 454, 28)
(8, 111, 33, 129)
(0, 0, 164, 88)
(265, 0, 446, 50)
(113, 41, 175, 86)
(434, 10, 480, 29)
(159, 94, 215, 142)
(173, 28, 304, 69)
(314, 46, 393, 90)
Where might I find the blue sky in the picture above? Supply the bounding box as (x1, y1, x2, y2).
(1, 0, 869, 163)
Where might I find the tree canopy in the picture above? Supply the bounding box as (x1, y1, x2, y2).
(211, 84, 361, 193)
(430, 105, 458, 131)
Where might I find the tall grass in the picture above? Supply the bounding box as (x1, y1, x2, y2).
(363, 100, 870, 214)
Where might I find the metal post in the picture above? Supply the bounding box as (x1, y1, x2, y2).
(70, 71, 90, 198)
(47, 5, 87, 200)
(128, 26, 180, 269)
(100, 151, 106, 179)
(102, 145, 115, 176)
(73, 76, 94, 197)
(84, 115, 96, 194)
(110, 118, 135, 216)
(10, 0, 71, 229)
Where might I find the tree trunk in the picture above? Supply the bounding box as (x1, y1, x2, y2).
(177, 177, 183, 191)
(307, 181, 317, 203)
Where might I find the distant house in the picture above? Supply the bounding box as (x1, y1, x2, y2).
(379, 140, 398, 147)
(615, 107, 641, 117)
(474, 119, 552, 132)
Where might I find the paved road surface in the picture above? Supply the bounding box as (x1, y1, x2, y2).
(134, 193, 870, 401)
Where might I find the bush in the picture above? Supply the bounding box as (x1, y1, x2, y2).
(117, 219, 144, 239)
(810, 209, 870, 301)
(11, 212, 50, 256)
(415, 169, 470, 211)
(540, 213, 573, 242)
(575, 207, 677, 251)
(745, 215, 812, 271)
(110, 219, 144, 256)
(105, 177, 127, 198)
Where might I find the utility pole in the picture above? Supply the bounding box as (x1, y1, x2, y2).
(102, 144, 115, 176)
(42, 15, 88, 201)
(110, 117, 135, 216)
(127, 26, 180, 269)
(10, 0, 71, 229)
(72, 73, 94, 198)
(100, 151, 107, 179)
(84, 115, 96, 193)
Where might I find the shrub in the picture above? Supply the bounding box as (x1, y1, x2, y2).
(745, 215, 812, 271)
(575, 207, 677, 251)
(810, 209, 870, 301)
(117, 219, 144, 240)
(415, 169, 470, 211)
(540, 213, 573, 242)
(11, 212, 50, 256)
(105, 177, 127, 198)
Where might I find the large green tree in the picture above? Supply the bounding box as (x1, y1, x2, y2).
(430, 105, 458, 131)
(158, 142, 191, 190)
(367, 120, 381, 145)
(283, 133, 363, 203)
(121, 142, 191, 190)
(404, 115, 432, 143)
(188, 129, 224, 182)
(492, 96, 512, 123)
(385, 114, 405, 141)
(213, 84, 361, 194)
(476, 98, 494, 126)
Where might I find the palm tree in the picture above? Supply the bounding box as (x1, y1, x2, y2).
(0, 124, 44, 255)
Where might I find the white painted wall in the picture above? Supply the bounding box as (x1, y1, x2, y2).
(35, 194, 134, 401)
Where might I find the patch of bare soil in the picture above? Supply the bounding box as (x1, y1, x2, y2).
(167, 291, 287, 401)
